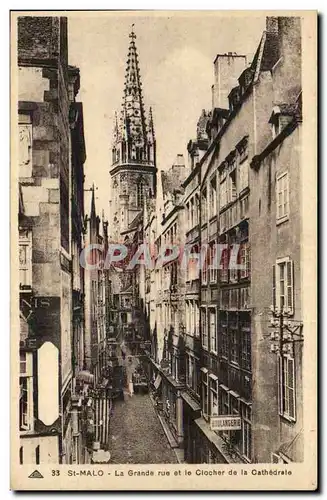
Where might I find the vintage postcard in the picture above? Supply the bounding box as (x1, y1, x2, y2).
(10, 10, 317, 490)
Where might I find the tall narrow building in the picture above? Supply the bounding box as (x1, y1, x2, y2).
(110, 27, 156, 241)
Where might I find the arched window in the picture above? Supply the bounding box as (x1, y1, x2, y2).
(137, 180, 145, 208)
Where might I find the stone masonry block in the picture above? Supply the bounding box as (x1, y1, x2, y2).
(33, 149, 50, 167)
(42, 178, 59, 190)
(33, 125, 55, 141)
(48, 189, 60, 203)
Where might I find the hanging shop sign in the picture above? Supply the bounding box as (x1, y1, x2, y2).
(210, 415, 241, 431)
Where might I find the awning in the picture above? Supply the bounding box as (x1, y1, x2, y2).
(154, 374, 162, 390)
(76, 371, 94, 384)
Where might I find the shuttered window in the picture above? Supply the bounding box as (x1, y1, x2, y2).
(278, 355, 296, 421)
(274, 258, 294, 315)
(276, 172, 289, 221)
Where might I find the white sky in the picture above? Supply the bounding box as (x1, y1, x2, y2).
(68, 13, 266, 217)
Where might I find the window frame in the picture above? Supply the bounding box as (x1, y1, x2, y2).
(201, 368, 209, 419)
(276, 171, 289, 223)
(278, 354, 296, 422)
(209, 307, 217, 354)
(274, 257, 294, 315)
(209, 374, 219, 417)
(201, 306, 208, 350)
(19, 231, 32, 290)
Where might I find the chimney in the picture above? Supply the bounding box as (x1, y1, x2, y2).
(212, 53, 247, 109)
(266, 16, 279, 34)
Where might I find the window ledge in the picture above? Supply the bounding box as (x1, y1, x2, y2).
(276, 215, 289, 226)
(279, 413, 296, 424)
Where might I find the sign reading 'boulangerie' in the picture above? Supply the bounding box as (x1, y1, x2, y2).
(210, 416, 242, 431)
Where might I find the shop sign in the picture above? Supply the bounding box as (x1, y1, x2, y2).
(210, 415, 241, 431)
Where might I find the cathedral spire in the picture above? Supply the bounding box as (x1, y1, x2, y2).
(111, 26, 156, 171)
(117, 26, 148, 150)
(148, 106, 155, 139)
(90, 183, 96, 219)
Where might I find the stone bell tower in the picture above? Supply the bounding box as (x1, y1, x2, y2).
(110, 26, 157, 241)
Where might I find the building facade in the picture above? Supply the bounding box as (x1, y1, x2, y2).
(138, 15, 304, 465)
(18, 16, 87, 464)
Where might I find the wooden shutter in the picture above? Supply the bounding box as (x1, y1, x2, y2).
(286, 260, 294, 314)
(287, 357, 296, 420)
(272, 265, 276, 309)
(278, 355, 283, 415)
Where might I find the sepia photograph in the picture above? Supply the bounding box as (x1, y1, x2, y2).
(11, 10, 317, 490)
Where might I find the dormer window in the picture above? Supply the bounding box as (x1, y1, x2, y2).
(270, 108, 282, 139)
(269, 105, 294, 140)
(228, 87, 241, 112)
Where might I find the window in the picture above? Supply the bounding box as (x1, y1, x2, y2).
(219, 313, 228, 359)
(209, 308, 217, 353)
(209, 242, 217, 283)
(209, 176, 217, 219)
(187, 355, 199, 394)
(240, 287, 251, 310)
(220, 246, 229, 282)
(240, 195, 249, 220)
(230, 288, 239, 309)
(276, 172, 289, 221)
(221, 289, 229, 310)
(188, 199, 193, 228)
(209, 375, 218, 417)
(185, 301, 190, 333)
(19, 113, 32, 178)
(220, 212, 227, 233)
(239, 159, 249, 193)
(195, 302, 200, 337)
(201, 368, 209, 418)
(19, 231, 32, 290)
(220, 178, 227, 210)
(229, 244, 238, 283)
(278, 355, 296, 420)
(195, 194, 199, 225)
(172, 350, 179, 381)
(241, 324, 251, 371)
(230, 314, 239, 364)
(189, 301, 194, 335)
(201, 307, 208, 350)
(137, 180, 145, 208)
(201, 188, 208, 224)
(202, 246, 208, 285)
(228, 170, 237, 202)
(273, 258, 294, 314)
(240, 242, 251, 279)
(241, 403, 252, 461)
(20, 353, 33, 431)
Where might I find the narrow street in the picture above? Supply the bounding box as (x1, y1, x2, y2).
(108, 393, 178, 464)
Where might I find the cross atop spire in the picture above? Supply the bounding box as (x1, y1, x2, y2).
(129, 24, 136, 40)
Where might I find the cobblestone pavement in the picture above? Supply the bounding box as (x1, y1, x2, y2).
(108, 392, 178, 464)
